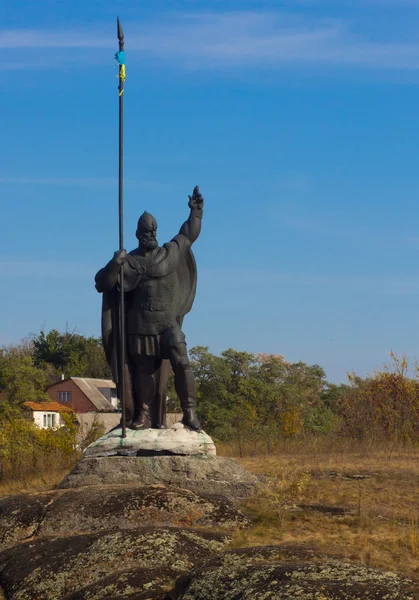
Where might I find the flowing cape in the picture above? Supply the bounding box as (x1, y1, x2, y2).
(100, 247, 197, 427)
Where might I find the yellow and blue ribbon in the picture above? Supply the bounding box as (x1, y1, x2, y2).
(115, 51, 125, 65)
(115, 51, 126, 95)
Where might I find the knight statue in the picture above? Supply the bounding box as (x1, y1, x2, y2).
(95, 186, 204, 431)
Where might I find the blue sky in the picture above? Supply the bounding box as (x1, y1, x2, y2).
(2, 0, 419, 382)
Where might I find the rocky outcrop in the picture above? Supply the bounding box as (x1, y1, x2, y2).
(0, 527, 227, 600)
(0, 483, 250, 599)
(62, 567, 179, 600)
(172, 545, 419, 600)
(2, 461, 418, 599)
(0, 491, 56, 551)
(0, 484, 249, 551)
(59, 455, 259, 500)
(1, 490, 418, 599)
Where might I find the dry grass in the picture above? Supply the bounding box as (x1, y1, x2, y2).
(221, 440, 419, 581)
(0, 468, 73, 497)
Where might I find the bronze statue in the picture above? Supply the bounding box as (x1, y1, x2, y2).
(95, 186, 204, 431)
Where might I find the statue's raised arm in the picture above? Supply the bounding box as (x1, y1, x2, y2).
(178, 186, 204, 245)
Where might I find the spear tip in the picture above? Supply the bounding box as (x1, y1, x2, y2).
(117, 16, 124, 43)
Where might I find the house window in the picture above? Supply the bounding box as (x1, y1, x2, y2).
(58, 391, 72, 402)
(98, 387, 111, 401)
(43, 413, 56, 428)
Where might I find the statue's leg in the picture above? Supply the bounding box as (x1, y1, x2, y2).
(131, 356, 160, 430)
(165, 328, 201, 432)
(153, 359, 171, 429)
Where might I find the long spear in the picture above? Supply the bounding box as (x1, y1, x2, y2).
(116, 17, 126, 438)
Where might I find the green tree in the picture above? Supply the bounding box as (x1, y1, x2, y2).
(189, 346, 335, 445)
(321, 382, 351, 413)
(190, 346, 235, 439)
(32, 328, 111, 380)
(0, 342, 49, 406)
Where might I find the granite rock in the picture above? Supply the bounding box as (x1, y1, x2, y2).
(59, 455, 260, 500)
(0, 491, 56, 551)
(0, 527, 227, 600)
(62, 567, 179, 600)
(173, 545, 419, 600)
(0, 485, 249, 550)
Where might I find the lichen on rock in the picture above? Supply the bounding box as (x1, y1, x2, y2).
(61, 567, 178, 600)
(0, 527, 228, 600)
(0, 491, 57, 551)
(0, 484, 250, 554)
(172, 545, 419, 600)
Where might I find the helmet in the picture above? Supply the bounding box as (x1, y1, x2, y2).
(137, 211, 157, 232)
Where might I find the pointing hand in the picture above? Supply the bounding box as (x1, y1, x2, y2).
(188, 186, 204, 210)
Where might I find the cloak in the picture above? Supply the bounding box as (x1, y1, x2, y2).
(99, 244, 197, 427)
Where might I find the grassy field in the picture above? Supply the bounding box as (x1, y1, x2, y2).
(217, 439, 419, 581)
(0, 468, 72, 497)
(1, 437, 419, 582)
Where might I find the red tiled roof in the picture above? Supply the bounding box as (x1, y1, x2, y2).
(23, 402, 73, 412)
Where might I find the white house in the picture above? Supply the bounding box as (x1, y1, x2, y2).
(23, 401, 73, 429)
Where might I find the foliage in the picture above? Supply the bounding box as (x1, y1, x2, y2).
(0, 342, 49, 405)
(3, 326, 419, 467)
(190, 346, 332, 448)
(166, 371, 181, 412)
(340, 353, 419, 444)
(0, 405, 80, 482)
(32, 328, 111, 381)
(79, 416, 107, 450)
(189, 348, 419, 448)
(0, 327, 111, 485)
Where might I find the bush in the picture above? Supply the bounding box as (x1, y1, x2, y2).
(0, 406, 80, 483)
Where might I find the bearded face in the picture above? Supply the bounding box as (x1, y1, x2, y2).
(137, 229, 158, 250)
(136, 211, 158, 251)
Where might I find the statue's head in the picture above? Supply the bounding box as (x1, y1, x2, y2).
(136, 211, 158, 250)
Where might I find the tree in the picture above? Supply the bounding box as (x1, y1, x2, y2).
(32, 328, 111, 380)
(189, 346, 335, 444)
(0, 342, 49, 406)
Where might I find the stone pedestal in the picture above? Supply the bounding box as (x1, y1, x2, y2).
(59, 455, 259, 500)
(60, 423, 259, 501)
(84, 423, 216, 458)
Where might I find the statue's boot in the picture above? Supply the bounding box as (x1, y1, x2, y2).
(176, 367, 201, 431)
(129, 404, 149, 430)
(130, 417, 146, 431)
(182, 407, 201, 431)
(130, 369, 154, 430)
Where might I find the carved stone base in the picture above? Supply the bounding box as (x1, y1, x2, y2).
(84, 422, 216, 458)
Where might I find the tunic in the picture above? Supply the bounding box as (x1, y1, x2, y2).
(121, 235, 192, 354)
